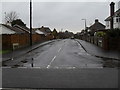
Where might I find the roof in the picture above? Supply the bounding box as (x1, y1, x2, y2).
(13, 24, 30, 33)
(33, 26, 52, 35)
(1, 24, 26, 34)
(35, 30, 45, 34)
(105, 9, 120, 21)
(89, 19, 105, 31)
(40, 26, 52, 34)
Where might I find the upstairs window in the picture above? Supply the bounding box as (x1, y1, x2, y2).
(116, 18, 119, 22)
(116, 16, 120, 23)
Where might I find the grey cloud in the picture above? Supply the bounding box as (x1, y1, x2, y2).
(2, 2, 113, 33)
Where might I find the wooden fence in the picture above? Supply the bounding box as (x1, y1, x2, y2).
(2, 34, 47, 50)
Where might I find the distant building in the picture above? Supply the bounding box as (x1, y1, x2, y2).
(33, 26, 53, 40)
(33, 26, 52, 36)
(88, 19, 105, 36)
(105, 2, 120, 29)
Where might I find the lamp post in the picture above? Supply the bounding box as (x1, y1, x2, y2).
(81, 19, 87, 30)
(30, 0, 32, 46)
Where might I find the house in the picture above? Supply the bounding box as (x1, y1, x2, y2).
(14, 24, 47, 44)
(105, 2, 120, 29)
(39, 26, 52, 35)
(88, 19, 105, 36)
(33, 26, 52, 35)
(13, 24, 30, 33)
(32, 28, 46, 43)
(33, 26, 53, 40)
(0, 24, 29, 50)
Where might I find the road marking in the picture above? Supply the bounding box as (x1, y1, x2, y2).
(58, 47, 62, 52)
(47, 56, 56, 68)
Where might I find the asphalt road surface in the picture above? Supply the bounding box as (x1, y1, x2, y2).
(3, 39, 103, 68)
(2, 39, 119, 89)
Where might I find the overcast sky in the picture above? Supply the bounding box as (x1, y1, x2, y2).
(1, 0, 119, 33)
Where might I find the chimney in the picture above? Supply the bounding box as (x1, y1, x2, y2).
(110, 2, 115, 29)
(6, 21, 11, 26)
(95, 19, 99, 23)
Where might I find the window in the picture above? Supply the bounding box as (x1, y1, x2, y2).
(116, 18, 119, 22)
(115, 16, 120, 23)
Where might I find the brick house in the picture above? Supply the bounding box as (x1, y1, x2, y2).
(88, 19, 106, 36)
(33, 26, 53, 40)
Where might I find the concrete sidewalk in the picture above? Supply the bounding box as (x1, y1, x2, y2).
(76, 39, 120, 60)
(2, 39, 60, 62)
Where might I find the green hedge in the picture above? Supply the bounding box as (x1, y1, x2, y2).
(107, 28, 120, 37)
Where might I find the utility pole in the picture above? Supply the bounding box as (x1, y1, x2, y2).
(30, 0, 32, 46)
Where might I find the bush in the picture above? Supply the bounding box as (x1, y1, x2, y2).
(95, 31, 106, 37)
(107, 28, 120, 37)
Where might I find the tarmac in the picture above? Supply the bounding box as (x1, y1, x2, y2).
(1, 39, 119, 89)
(2, 68, 118, 88)
(2, 39, 59, 62)
(2, 39, 120, 63)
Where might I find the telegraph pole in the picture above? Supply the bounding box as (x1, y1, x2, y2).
(30, 0, 32, 46)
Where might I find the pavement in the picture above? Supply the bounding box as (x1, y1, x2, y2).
(1, 39, 119, 89)
(2, 39, 60, 62)
(2, 39, 120, 63)
(3, 39, 104, 68)
(76, 39, 120, 60)
(2, 68, 118, 88)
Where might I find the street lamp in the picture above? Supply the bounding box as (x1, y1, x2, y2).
(81, 19, 87, 30)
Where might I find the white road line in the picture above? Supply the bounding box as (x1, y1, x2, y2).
(58, 47, 62, 52)
(47, 56, 56, 68)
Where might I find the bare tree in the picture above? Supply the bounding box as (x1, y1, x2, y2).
(5, 11, 19, 24)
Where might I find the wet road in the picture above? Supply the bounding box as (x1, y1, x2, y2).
(2, 39, 118, 89)
(3, 39, 103, 68)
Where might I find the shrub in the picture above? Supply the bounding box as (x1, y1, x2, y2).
(95, 31, 106, 37)
(107, 28, 120, 37)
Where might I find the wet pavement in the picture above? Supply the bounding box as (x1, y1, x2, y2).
(2, 39, 119, 89)
(2, 39, 105, 68)
(76, 39, 120, 60)
(2, 39, 59, 62)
